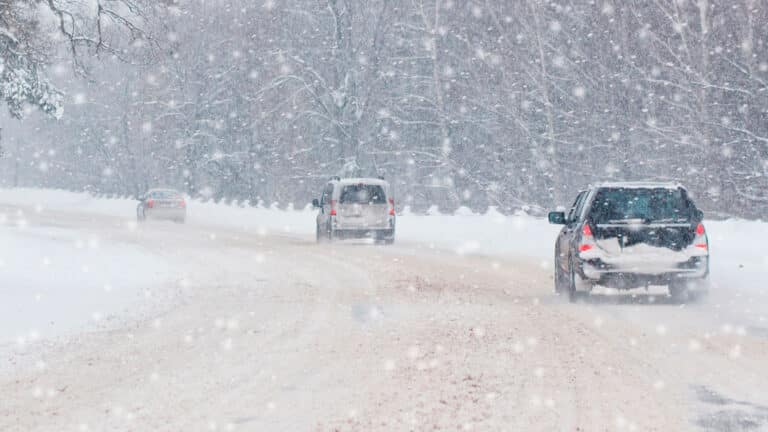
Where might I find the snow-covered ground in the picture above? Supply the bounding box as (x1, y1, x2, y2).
(2, 188, 768, 431)
(0, 212, 171, 349)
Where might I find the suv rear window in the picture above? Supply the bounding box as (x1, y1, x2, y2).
(589, 188, 693, 224)
(339, 185, 386, 204)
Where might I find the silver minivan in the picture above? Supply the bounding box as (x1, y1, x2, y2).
(312, 177, 395, 244)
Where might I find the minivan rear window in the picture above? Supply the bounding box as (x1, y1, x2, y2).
(339, 185, 386, 204)
(151, 190, 181, 199)
(589, 188, 692, 224)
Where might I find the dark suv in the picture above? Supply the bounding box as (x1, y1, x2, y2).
(548, 182, 709, 302)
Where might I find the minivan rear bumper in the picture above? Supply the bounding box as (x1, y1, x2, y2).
(334, 228, 394, 240)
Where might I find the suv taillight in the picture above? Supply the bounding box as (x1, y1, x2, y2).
(179, 199, 186, 208)
(579, 223, 594, 252)
(147, 199, 155, 208)
(694, 223, 707, 249)
(388, 198, 395, 216)
(330, 200, 337, 216)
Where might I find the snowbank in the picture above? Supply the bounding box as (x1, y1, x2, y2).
(1, 187, 765, 258)
(0, 187, 315, 236)
(0, 188, 560, 256)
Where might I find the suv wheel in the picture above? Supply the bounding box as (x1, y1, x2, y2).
(668, 282, 688, 303)
(692, 278, 710, 301)
(554, 249, 568, 295)
(554, 261, 566, 295)
(566, 257, 579, 303)
(670, 278, 708, 303)
(564, 255, 591, 303)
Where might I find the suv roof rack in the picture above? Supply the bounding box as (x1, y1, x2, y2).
(591, 181, 683, 189)
(329, 176, 341, 181)
(377, 175, 385, 180)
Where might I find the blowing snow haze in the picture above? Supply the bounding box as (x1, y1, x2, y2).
(0, 0, 765, 216)
(1, 1, 768, 431)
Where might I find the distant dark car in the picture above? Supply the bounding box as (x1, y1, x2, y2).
(137, 188, 186, 223)
(548, 182, 709, 302)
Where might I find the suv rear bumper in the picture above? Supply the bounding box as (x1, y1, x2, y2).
(579, 256, 708, 289)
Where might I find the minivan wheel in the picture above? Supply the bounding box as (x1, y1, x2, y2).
(376, 231, 395, 245)
(377, 237, 394, 245)
(316, 224, 327, 243)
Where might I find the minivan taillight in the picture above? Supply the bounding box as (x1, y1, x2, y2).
(388, 198, 395, 216)
(330, 200, 337, 216)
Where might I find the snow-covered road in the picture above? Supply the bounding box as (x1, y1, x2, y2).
(1, 191, 768, 431)
(0, 210, 172, 347)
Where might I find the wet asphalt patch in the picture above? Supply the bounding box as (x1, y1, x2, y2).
(693, 385, 768, 431)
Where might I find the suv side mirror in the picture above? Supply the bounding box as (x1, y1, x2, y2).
(312, 198, 320, 208)
(694, 209, 704, 221)
(548, 211, 566, 225)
